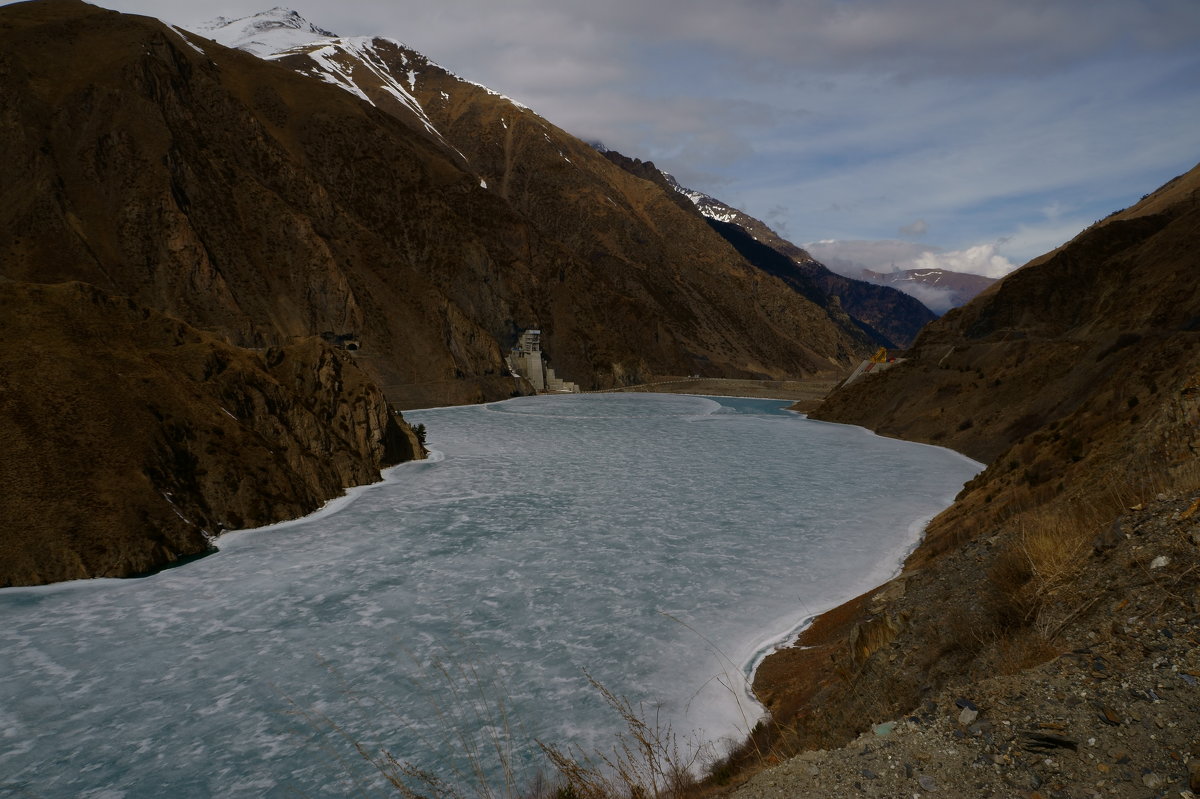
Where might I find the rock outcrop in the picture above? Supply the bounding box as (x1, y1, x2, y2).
(0, 281, 421, 586)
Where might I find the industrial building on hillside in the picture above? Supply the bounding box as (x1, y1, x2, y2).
(507, 329, 579, 393)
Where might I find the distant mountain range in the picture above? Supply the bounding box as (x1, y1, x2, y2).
(594, 148, 938, 347)
(861, 267, 996, 312)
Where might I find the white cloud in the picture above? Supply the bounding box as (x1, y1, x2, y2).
(805, 239, 1017, 279)
(910, 244, 1015, 279)
(804, 240, 936, 275)
(892, 283, 959, 315)
(899, 219, 928, 236)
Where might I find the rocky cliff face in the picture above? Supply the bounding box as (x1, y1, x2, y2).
(751, 162, 1200, 757)
(0, 281, 421, 587)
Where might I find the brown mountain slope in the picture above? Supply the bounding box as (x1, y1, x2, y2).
(749, 162, 1200, 757)
(261, 33, 873, 381)
(0, 0, 527, 407)
(0, 280, 421, 587)
(812, 161, 1200, 468)
(1, 1, 867, 417)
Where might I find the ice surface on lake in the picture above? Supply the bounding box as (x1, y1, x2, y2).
(0, 394, 980, 797)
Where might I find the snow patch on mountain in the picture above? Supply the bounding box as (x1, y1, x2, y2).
(660, 170, 745, 225)
(193, 8, 518, 159)
(167, 25, 206, 56)
(459, 78, 530, 111)
(197, 7, 335, 58)
(198, 11, 424, 117)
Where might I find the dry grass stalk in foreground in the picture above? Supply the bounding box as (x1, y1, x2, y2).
(538, 674, 704, 799)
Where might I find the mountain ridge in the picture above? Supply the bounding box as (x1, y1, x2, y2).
(596, 148, 939, 347)
(861, 266, 996, 312)
(192, 6, 878, 382)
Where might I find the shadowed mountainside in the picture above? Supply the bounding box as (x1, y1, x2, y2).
(0, 280, 421, 586)
(598, 149, 939, 348)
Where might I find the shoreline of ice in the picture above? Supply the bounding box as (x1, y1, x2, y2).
(1, 392, 983, 792)
(0, 449, 444, 597)
(726, 414, 983, 750)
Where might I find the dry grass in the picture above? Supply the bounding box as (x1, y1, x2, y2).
(538, 674, 704, 799)
(987, 504, 1102, 635)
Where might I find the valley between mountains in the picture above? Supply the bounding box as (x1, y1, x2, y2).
(0, 0, 925, 585)
(2, 1, 1198, 797)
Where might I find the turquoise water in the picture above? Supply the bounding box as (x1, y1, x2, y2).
(0, 394, 980, 797)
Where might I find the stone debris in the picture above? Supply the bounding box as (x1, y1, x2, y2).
(729, 495, 1200, 799)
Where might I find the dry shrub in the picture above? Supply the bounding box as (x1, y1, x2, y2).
(1020, 514, 1090, 590)
(988, 507, 1096, 635)
(987, 629, 1062, 676)
(934, 605, 989, 661)
(987, 545, 1035, 630)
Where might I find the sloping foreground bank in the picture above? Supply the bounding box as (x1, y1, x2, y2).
(724, 164, 1200, 795)
(734, 498, 1200, 798)
(0, 281, 424, 586)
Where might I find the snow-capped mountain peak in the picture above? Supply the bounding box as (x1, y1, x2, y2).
(197, 8, 337, 58)
(194, 9, 456, 147)
(661, 170, 749, 226)
(188, 9, 545, 167)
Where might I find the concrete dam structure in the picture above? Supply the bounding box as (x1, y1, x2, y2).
(507, 329, 580, 393)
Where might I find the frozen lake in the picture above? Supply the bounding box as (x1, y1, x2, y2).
(0, 393, 980, 797)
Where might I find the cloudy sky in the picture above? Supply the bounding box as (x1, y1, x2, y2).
(73, 0, 1200, 276)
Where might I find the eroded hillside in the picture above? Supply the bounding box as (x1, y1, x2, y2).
(0, 281, 420, 586)
(745, 162, 1200, 773)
